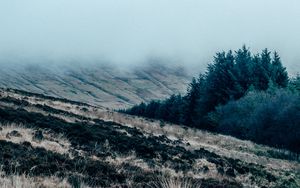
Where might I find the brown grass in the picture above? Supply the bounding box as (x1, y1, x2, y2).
(149, 177, 202, 188)
(0, 123, 71, 155)
(0, 170, 74, 188)
(94, 111, 300, 170)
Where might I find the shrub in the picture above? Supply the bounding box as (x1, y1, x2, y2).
(213, 89, 300, 153)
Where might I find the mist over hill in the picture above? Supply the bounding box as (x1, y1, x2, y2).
(0, 1, 300, 187)
(1, 1, 300, 75)
(0, 61, 191, 109)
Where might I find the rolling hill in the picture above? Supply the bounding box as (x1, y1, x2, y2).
(0, 88, 299, 187)
(0, 62, 190, 109)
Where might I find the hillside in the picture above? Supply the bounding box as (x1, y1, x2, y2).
(0, 63, 190, 109)
(0, 88, 299, 187)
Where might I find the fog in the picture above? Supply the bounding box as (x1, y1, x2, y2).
(0, 0, 299, 74)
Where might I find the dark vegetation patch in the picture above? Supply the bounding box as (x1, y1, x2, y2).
(213, 90, 300, 155)
(33, 104, 91, 121)
(6, 130, 22, 138)
(2, 88, 92, 107)
(33, 130, 44, 141)
(0, 140, 126, 187)
(0, 96, 30, 106)
(0, 96, 91, 121)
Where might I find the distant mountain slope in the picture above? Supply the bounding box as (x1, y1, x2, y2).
(0, 63, 191, 109)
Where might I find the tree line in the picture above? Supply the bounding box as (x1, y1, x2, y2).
(121, 46, 300, 153)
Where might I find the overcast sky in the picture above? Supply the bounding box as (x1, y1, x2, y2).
(0, 0, 299, 73)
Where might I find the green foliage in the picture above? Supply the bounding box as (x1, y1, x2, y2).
(234, 46, 252, 95)
(213, 89, 300, 153)
(271, 51, 289, 87)
(251, 54, 269, 90)
(124, 46, 289, 127)
(289, 74, 300, 93)
(122, 46, 299, 153)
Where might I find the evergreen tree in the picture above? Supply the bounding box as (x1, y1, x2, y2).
(164, 95, 177, 122)
(144, 101, 161, 118)
(167, 94, 184, 124)
(234, 45, 252, 96)
(181, 77, 202, 125)
(260, 48, 272, 77)
(252, 54, 269, 90)
(128, 102, 146, 116)
(271, 51, 288, 87)
(204, 51, 237, 112)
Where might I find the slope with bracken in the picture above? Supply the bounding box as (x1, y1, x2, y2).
(0, 88, 299, 187)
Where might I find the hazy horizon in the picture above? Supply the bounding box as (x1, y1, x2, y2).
(0, 0, 299, 74)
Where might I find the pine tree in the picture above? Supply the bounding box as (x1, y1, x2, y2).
(181, 77, 201, 126)
(204, 51, 238, 110)
(129, 102, 146, 116)
(271, 51, 288, 87)
(252, 53, 270, 90)
(260, 48, 272, 77)
(144, 101, 161, 118)
(234, 45, 252, 96)
(167, 94, 184, 124)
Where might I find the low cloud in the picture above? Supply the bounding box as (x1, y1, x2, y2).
(0, 0, 299, 74)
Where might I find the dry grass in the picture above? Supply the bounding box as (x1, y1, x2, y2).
(105, 151, 150, 173)
(149, 177, 202, 188)
(0, 123, 71, 155)
(0, 169, 94, 188)
(101, 145, 224, 185)
(93, 111, 300, 171)
(0, 172, 71, 188)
